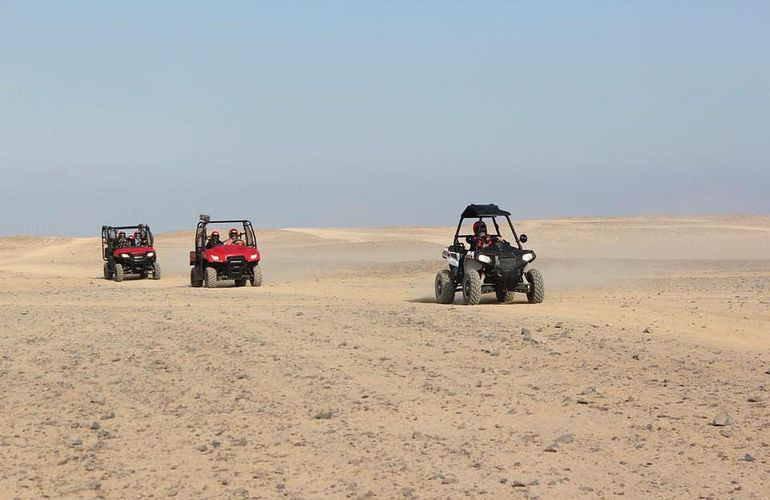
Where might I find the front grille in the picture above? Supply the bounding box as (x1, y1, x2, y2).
(227, 256, 247, 276)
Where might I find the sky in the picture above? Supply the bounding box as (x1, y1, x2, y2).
(0, 1, 768, 235)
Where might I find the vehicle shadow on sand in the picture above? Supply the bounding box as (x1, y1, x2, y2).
(408, 296, 529, 305)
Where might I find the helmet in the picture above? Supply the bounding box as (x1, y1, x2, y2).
(118, 231, 126, 237)
(210, 230, 220, 238)
(229, 228, 238, 238)
(128, 235, 135, 241)
(134, 230, 142, 237)
(473, 221, 487, 237)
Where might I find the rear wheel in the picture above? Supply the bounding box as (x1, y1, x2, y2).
(496, 288, 515, 303)
(152, 262, 161, 280)
(434, 269, 455, 304)
(462, 270, 482, 305)
(251, 265, 263, 287)
(103, 262, 112, 280)
(190, 267, 203, 288)
(114, 263, 124, 282)
(526, 268, 545, 304)
(204, 267, 218, 288)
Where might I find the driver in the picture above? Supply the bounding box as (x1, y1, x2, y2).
(133, 230, 145, 246)
(127, 234, 136, 247)
(224, 227, 244, 246)
(471, 221, 495, 250)
(206, 230, 222, 248)
(116, 231, 128, 247)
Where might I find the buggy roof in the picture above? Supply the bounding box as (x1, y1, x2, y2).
(460, 204, 511, 218)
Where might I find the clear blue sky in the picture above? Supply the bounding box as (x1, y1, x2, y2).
(1, 1, 768, 235)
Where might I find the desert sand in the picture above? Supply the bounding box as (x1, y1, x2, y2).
(0, 216, 769, 498)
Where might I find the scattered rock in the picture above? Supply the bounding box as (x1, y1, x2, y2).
(89, 394, 106, 405)
(632, 354, 640, 360)
(511, 479, 527, 487)
(89, 421, 100, 431)
(712, 411, 733, 427)
(580, 387, 596, 396)
(196, 444, 208, 452)
(643, 327, 652, 333)
(544, 444, 558, 452)
(740, 453, 755, 462)
(576, 398, 590, 405)
(100, 411, 115, 420)
(554, 433, 574, 444)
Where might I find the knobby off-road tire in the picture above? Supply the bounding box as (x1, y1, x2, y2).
(103, 262, 111, 280)
(205, 267, 218, 288)
(152, 262, 161, 280)
(190, 268, 203, 288)
(526, 268, 545, 304)
(496, 288, 515, 303)
(434, 269, 455, 304)
(251, 265, 263, 287)
(462, 270, 482, 305)
(114, 263, 124, 282)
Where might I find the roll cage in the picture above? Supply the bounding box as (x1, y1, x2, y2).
(194, 215, 257, 255)
(452, 204, 523, 250)
(101, 224, 154, 261)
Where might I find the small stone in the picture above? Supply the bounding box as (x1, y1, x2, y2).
(211, 440, 221, 448)
(580, 387, 596, 395)
(314, 410, 334, 420)
(544, 444, 558, 452)
(632, 354, 640, 360)
(196, 444, 208, 452)
(576, 398, 589, 405)
(712, 411, 733, 427)
(643, 327, 652, 333)
(554, 433, 574, 444)
(89, 394, 106, 405)
(85, 479, 101, 491)
(720, 429, 733, 438)
(740, 453, 755, 462)
(90, 421, 100, 430)
(511, 479, 527, 487)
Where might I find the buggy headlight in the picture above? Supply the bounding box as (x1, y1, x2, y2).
(147, 252, 154, 257)
(249, 254, 258, 260)
(120, 253, 129, 258)
(211, 255, 220, 261)
(522, 252, 534, 262)
(477, 254, 492, 264)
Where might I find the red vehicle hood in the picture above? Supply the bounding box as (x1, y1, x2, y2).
(202, 244, 260, 263)
(113, 246, 155, 257)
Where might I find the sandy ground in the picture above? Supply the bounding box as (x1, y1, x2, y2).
(0, 216, 769, 499)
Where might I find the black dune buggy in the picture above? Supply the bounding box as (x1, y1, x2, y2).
(434, 204, 544, 305)
(101, 224, 161, 282)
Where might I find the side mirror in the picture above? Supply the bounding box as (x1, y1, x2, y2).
(519, 234, 528, 243)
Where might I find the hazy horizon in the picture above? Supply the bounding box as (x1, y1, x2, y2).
(2, 1, 768, 236)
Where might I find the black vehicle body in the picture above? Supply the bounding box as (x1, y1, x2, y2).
(435, 204, 544, 305)
(189, 214, 262, 288)
(101, 224, 160, 281)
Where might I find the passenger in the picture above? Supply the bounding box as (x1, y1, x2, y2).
(224, 227, 244, 246)
(471, 221, 496, 250)
(206, 230, 222, 249)
(127, 235, 136, 247)
(116, 231, 128, 248)
(133, 230, 144, 247)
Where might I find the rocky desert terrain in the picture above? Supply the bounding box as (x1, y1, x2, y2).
(0, 216, 769, 499)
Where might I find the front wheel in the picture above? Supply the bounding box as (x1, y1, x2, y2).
(204, 267, 218, 288)
(114, 263, 124, 282)
(462, 270, 482, 305)
(251, 265, 263, 287)
(526, 268, 545, 304)
(152, 262, 161, 280)
(103, 262, 112, 280)
(434, 269, 455, 304)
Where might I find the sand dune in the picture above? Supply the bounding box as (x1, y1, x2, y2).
(0, 216, 768, 498)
